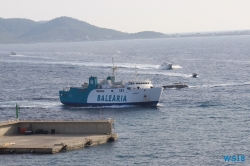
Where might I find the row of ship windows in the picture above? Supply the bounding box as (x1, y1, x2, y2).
(96, 89, 124, 92)
(96, 88, 149, 92)
(130, 82, 150, 85)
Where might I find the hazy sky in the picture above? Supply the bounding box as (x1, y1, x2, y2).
(1, 0, 250, 33)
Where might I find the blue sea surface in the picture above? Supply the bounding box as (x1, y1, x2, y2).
(0, 36, 250, 165)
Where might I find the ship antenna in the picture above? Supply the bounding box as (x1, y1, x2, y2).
(112, 57, 117, 81)
(135, 66, 138, 81)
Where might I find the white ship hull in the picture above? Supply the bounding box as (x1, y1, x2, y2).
(87, 87, 163, 105)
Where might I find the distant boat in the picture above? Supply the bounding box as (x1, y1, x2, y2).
(192, 73, 197, 78)
(159, 62, 172, 70)
(163, 82, 188, 89)
(10, 52, 16, 55)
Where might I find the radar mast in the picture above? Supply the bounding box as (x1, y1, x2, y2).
(112, 57, 117, 81)
(135, 66, 138, 81)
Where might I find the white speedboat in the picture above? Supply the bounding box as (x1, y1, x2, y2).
(159, 62, 172, 70)
(10, 52, 16, 55)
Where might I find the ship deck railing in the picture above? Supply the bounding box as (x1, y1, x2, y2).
(63, 87, 70, 91)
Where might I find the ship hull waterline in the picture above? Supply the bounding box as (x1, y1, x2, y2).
(60, 101, 159, 107)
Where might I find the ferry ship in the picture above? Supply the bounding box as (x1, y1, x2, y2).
(59, 59, 163, 107)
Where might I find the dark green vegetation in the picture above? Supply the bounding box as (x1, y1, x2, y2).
(0, 17, 166, 43)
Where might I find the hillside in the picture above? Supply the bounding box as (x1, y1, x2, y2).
(0, 18, 39, 43)
(1, 16, 250, 44)
(0, 17, 165, 43)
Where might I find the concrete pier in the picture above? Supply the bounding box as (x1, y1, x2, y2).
(0, 119, 118, 154)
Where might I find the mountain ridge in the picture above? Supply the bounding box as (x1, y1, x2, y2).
(0, 17, 165, 43)
(1, 16, 250, 44)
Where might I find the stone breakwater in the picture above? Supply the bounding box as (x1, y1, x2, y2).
(0, 119, 118, 154)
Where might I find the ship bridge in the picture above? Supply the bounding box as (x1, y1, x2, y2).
(125, 80, 153, 89)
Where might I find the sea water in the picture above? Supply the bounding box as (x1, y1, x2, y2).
(0, 36, 250, 165)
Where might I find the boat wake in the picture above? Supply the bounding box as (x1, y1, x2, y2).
(10, 54, 26, 57)
(3, 55, 184, 72)
(196, 101, 223, 108)
(171, 65, 183, 69)
(0, 100, 60, 109)
(82, 62, 183, 71)
(9, 53, 44, 58)
(135, 70, 190, 78)
(67, 105, 141, 109)
(208, 82, 250, 88)
(190, 82, 250, 89)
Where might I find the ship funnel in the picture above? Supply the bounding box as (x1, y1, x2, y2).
(88, 76, 98, 89)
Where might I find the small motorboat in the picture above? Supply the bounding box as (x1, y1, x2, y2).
(10, 52, 16, 55)
(192, 73, 197, 78)
(163, 82, 188, 89)
(159, 62, 172, 70)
